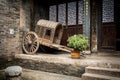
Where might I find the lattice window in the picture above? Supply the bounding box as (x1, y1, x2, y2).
(68, 2, 76, 25)
(102, 0, 114, 22)
(58, 4, 66, 25)
(78, 0, 84, 24)
(49, 5, 57, 22)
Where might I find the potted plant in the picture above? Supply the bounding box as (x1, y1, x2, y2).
(67, 34, 88, 59)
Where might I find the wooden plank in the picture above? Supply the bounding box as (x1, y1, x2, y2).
(40, 42, 73, 52)
(52, 44, 73, 52)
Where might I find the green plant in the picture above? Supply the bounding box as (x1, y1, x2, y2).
(67, 34, 88, 51)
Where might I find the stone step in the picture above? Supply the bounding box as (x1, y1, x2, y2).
(0, 69, 81, 80)
(82, 73, 120, 80)
(14, 53, 120, 77)
(86, 67, 120, 78)
(14, 54, 86, 77)
(92, 60, 120, 69)
(22, 69, 81, 80)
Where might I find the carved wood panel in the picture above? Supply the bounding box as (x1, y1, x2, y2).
(101, 23, 116, 49)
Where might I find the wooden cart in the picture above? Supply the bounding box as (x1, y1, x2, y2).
(22, 19, 73, 54)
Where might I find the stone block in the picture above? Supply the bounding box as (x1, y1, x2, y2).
(5, 66, 22, 77)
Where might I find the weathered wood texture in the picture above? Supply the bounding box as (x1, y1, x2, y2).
(61, 25, 83, 46)
(23, 19, 68, 54)
(101, 22, 116, 49)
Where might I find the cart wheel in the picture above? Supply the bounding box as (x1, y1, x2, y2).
(22, 31, 39, 54)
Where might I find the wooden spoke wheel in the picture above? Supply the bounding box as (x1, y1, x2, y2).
(22, 31, 39, 54)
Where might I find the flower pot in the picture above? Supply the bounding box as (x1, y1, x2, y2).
(71, 50, 80, 59)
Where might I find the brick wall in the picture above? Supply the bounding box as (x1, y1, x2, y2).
(0, 0, 20, 60)
(0, 0, 50, 61)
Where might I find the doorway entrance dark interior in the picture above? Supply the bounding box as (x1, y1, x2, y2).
(115, 0, 120, 51)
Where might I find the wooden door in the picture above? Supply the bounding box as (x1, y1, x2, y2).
(101, 23, 116, 49)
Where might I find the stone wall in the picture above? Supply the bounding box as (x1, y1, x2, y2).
(0, 0, 20, 60)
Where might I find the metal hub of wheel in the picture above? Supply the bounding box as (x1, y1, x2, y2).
(22, 31, 39, 54)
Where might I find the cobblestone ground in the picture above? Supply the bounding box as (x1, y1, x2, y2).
(22, 69, 81, 80)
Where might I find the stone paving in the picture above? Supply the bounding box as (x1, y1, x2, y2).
(0, 69, 81, 80)
(22, 69, 81, 80)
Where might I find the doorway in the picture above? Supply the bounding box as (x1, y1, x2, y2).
(101, 0, 116, 50)
(90, 0, 117, 52)
(115, 0, 120, 51)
